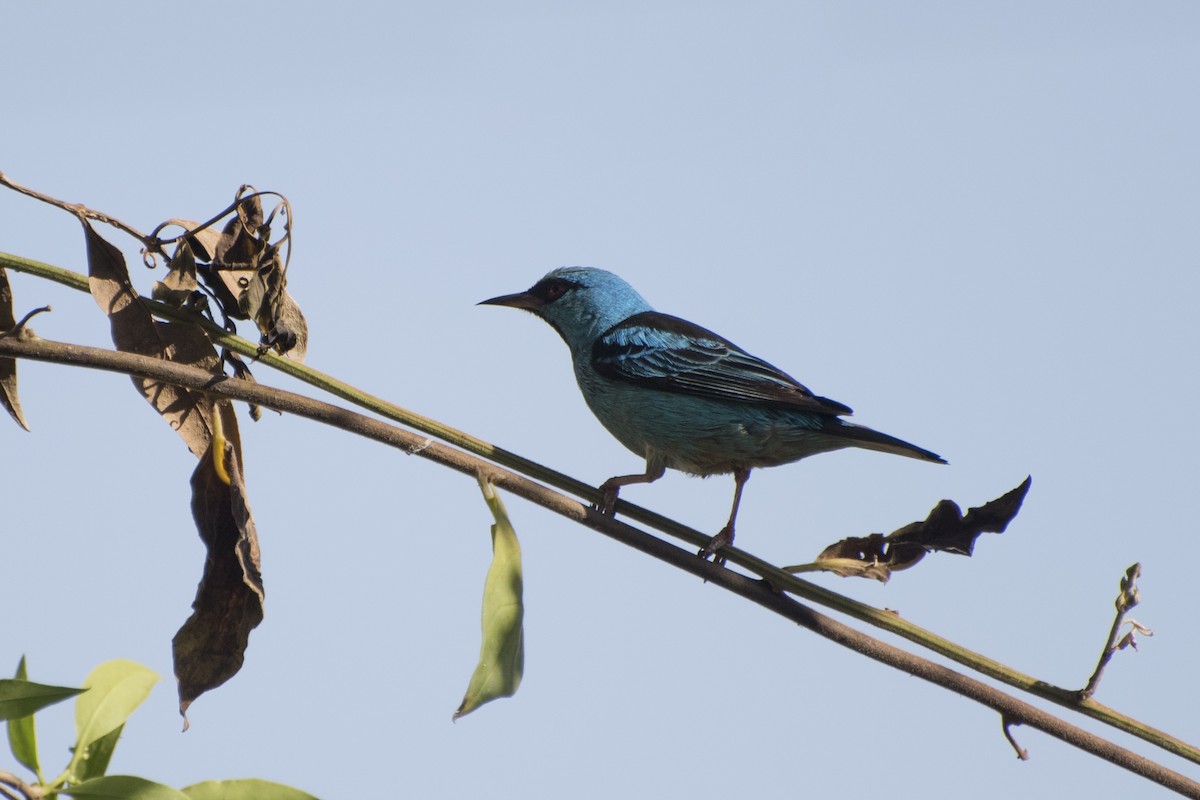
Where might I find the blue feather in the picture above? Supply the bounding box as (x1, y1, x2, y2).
(593, 311, 853, 416)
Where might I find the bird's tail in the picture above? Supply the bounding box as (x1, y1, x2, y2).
(829, 421, 947, 464)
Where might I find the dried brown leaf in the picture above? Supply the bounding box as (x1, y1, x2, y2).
(82, 218, 225, 458)
(807, 477, 1033, 582)
(224, 350, 264, 421)
(0, 267, 30, 431)
(0, 267, 14, 330)
(152, 239, 200, 307)
(157, 218, 226, 263)
(191, 192, 307, 360)
(173, 416, 263, 728)
(261, 288, 308, 362)
(80, 215, 266, 719)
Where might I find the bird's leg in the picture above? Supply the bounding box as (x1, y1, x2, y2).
(597, 459, 665, 516)
(700, 468, 751, 565)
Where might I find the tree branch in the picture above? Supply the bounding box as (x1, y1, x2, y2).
(3, 334, 1199, 797)
(3, 250, 1198, 772)
(0, 771, 40, 800)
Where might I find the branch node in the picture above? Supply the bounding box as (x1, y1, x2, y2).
(407, 437, 434, 456)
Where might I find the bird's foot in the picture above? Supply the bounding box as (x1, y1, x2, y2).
(595, 480, 621, 516)
(698, 526, 734, 567)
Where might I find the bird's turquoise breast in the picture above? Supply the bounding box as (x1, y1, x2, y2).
(575, 365, 846, 475)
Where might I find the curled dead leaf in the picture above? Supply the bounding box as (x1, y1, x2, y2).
(152, 239, 200, 308)
(82, 218, 228, 459)
(188, 189, 308, 361)
(789, 477, 1033, 582)
(173, 424, 263, 728)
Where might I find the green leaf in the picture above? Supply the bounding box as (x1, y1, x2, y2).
(73, 660, 158, 762)
(454, 478, 525, 720)
(7, 656, 42, 778)
(62, 775, 189, 799)
(0, 677, 85, 720)
(73, 724, 123, 783)
(181, 779, 320, 800)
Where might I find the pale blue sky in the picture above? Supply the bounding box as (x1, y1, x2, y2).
(3, 3, 1199, 798)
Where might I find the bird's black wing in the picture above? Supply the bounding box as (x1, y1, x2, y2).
(591, 311, 853, 416)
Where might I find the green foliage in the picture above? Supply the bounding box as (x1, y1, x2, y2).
(2, 657, 317, 800)
(455, 478, 525, 719)
(0, 674, 84, 721)
(181, 779, 320, 799)
(70, 659, 158, 780)
(62, 775, 190, 799)
(6, 656, 47, 779)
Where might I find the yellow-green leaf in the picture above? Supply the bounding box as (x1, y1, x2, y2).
(6, 656, 45, 778)
(73, 725, 122, 783)
(181, 779, 320, 800)
(454, 478, 524, 720)
(63, 775, 189, 800)
(72, 659, 158, 775)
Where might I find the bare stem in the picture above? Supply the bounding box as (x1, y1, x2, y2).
(0, 771, 40, 800)
(1079, 563, 1146, 699)
(3, 334, 1200, 797)
(147, 188, 289, 250)
(0, 172, 151, 247)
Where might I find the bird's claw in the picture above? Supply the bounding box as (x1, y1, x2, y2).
(594, 481, 621, 516)
(698, 527, 734, 567)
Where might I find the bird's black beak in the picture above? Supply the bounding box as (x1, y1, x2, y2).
(478, 290, 544, 310)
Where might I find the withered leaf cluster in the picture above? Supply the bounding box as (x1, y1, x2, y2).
(806, 477, 1032, 582)
(2, 186, 309, 723)
(155, 187, 308, 362)
(79, 216, 268, 724)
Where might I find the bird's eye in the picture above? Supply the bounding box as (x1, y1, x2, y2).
(535, 278, 573, 303)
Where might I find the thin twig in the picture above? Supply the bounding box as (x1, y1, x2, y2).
(146, 188, 289, 250)
(3, 335, 1200, 798)
(1, 305, 52, 338)
(1079, 563, 1146, 699)
(1002, 716, 1031, 761)
(0, 171, 150, 246)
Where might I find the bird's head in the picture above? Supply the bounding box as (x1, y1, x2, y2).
(479, 267, 653, 353)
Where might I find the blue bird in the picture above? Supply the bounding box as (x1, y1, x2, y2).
(480, 267, 945, 561)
